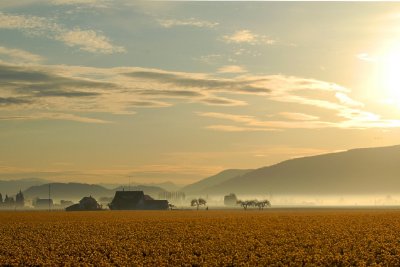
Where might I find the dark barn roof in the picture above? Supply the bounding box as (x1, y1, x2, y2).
(109, 191, 144, 210)
(109, 191, 168, 210)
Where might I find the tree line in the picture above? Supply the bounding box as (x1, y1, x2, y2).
(0, 190, 25, 208)
(237, 199, 271, 210)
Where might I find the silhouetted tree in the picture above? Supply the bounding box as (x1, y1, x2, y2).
(238, 199, 271, 210)
(168, 203, 176, 210)
(198, 198, 206, 206)
(191, 198, 207, 210)
(237, 200, 255, 210)
(4, 195, 15, 206)
(0, 193, 2, 203)
(255, 200, 271, 210)
(15, 190, 24, 207)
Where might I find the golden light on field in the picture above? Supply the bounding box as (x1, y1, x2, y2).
(2, 210, 400, 265)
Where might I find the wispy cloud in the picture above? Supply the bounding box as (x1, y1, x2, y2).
(198, 111, 334, 131)
(0, 63, 262, 123)
(197, 71, 400, 130)
(217, 65, 247, 73)
(279, 112, 320, 121)
(194, 54, 222, 65)
(122, 69, 270, 95)
(223, 29, 276, 45)
(0, 97, 32, 106)
(335, 92, 364, 107)
(206, 125, 275, 132)
(1, 61, 400, 129)
(0, 46, 44, 64)
(201, 97, 247, 106)
(0, 12, 46, 29)
(197, 112, 255, 124)
(268, 93, 400, 129)
(57, 28, 125, 54)
(0, 12, 124, 54)
(0, 113, 110, 123)
(158, 18, 218, 28)
(356, 53, 378, 62)
(51, 0, 110, 7)
(198, 104, 400, 131)
(0, 1, 43, 9)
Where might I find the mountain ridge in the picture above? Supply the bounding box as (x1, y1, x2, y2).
(0, 178, 51, 195)
(22, 182, 167, 201)
(184, 144, 400, 195)
(182, 169, 253, 194)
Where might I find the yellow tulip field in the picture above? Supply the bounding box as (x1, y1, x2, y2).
(1, 209, 400, 266)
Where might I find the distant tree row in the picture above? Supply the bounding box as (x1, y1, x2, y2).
(0, 190, 25, 208)
(237, 199, 271, 210)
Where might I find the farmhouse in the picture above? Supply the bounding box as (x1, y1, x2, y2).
(66, 196, 102, 211)
(224, 193, 238, 206)
(108, 190, 168, 210)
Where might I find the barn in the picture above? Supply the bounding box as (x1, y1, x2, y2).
(108, 191, 168, 210)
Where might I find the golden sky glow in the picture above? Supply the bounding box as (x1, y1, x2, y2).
(1, 1, 400, 184)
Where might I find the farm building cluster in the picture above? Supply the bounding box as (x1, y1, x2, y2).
(65, 190, 169, 211)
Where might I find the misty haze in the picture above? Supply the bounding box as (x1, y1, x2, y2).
(2, 1, 400, 266)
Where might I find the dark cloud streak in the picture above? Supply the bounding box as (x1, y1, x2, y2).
(137, 89, 203, 97)
(0, 64, 115, 103)
(0, 97, 31, 105)
(123, 71, 271, 93)
(35, 90, 101, 97)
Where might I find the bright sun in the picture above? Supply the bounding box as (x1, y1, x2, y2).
(379, 48, 400, 106)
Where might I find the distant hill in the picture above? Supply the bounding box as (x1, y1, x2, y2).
(182, 169, 253, 194)
(204, 145, 400, 195)
(100, 181, 181, 192)
(22, 183, 168, 201)
(0, 178, 50, 196)
(23, 183, 111, 201)
(151, 181, 182, 192)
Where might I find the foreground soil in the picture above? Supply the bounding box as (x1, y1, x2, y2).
(1, 209, 400, 266)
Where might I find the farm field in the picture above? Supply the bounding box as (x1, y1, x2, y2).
(2, 209, 400, 266)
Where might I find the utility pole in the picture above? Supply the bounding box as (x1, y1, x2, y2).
(48, 183, 51, 212)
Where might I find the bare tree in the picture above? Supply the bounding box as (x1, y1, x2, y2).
(237, 200, 250, 210)
(255, 200, 271, 210)
(198, 198, 206, 206)
(238, 199, 271, 210)
(248, 200, 257, 208)
(191, 198, 207, 210)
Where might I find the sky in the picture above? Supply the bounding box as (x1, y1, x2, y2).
(1, 1, 400, 185)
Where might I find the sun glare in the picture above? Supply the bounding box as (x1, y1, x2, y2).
(379, 47, 400, 107)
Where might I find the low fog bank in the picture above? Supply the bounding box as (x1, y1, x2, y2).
(183, 194, 400, 208)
